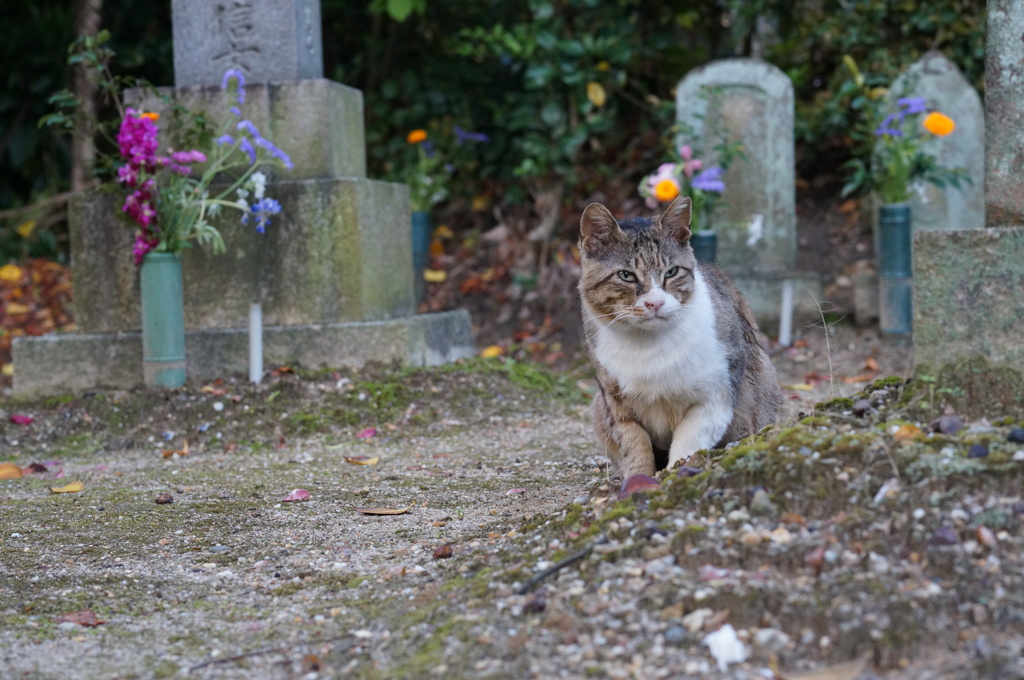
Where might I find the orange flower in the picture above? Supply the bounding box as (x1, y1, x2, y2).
(139, 112, 160, 122)
(922, 112, 955, 136)
(654, 178, 680, 202)
(406, 129, 428, 144)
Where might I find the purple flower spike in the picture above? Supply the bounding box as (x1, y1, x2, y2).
(240, 138, 256, 164)
(692, 166, 726, 193)
(875, 112, 903, 137)
(216, 134, 234, 146)
(898, 97, 927, 115)
(221, 69, 246, 104)
(454, 125, 491, 144)
(229, 106, 241, 117)
(247, 197, 282, 234)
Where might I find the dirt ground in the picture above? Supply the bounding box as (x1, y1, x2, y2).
(3, 330, 1023, 679)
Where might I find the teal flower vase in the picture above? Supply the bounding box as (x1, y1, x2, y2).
(140, 252, 186, 388)
(878, 203, 912, 335)
(411, 210, 431, 303)
(690, 231, 717, 264)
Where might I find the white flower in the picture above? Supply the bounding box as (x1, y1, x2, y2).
(251, 171, 267, 200)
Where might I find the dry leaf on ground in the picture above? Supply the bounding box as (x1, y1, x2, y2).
(0, 462, 23, 479)
(772, 651, 871, 680)
(344, 456, 380, 465)
(281, 489, 310, 502)
(50, 480, 84, 493)
(356, 506, 411, 516)
(54, 609, 105, 627)
(162, 439, 189, 458)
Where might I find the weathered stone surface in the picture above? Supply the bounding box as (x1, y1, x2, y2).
(171, 0, 323, 88)
(69, 178, 413, 333)
(985, 0, 1024, 226)
(676, 59, 796, 273)
(125, 80, 366, 182)
(888, 52, 985, 232)
(12, 311, 475, 398)
(730, 273, 823, 329)
(913, 228, 1024, 416)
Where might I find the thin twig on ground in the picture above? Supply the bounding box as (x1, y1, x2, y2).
(516, 544, 594, 595)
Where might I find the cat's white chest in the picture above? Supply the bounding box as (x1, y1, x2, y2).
(594, 270, 729, 406)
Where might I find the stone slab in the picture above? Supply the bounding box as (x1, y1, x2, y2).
(126, 80, 366, 182)
(985, 0, 1024, 226)
(677, 59, 796, 273)
(888, 52, 985, 232)
(730, 272, 824, 332)
(69, 177, 413, 334)
(912, 227, 1024, 416)
(171, 0, 323, 88)
(12, 311, 475, 398)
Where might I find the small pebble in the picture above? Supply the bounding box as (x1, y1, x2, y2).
(976, 526, 997, 548)
(154, 493, 174, 505)
(968, 444, 988, 459)
(851, 399, 872, 417)
(749, 489, 777, 517)
(572, 495, 588, 506)
(658, 625, 685, 645)
(1013, 451, 1024, 462)
(213, 401, 225, 412)
(930, 526, 959, 546)
(1008, 428, 1024, 444)
(676, 466, 702, 478)
(932, 414, 964, 435)
(209, 545, 230, 553)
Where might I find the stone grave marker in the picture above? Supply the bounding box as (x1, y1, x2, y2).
(12, 0, 474, 397)
(888, 51, 985, 232)
(676, 58, 820, 325)
(910, 0, 1024, 417)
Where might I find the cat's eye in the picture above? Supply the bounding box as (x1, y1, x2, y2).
(618, 270, 637, 283)
(665, 266, 680, 279)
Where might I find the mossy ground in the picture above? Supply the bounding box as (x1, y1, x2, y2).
(2, 363, 1023, 678)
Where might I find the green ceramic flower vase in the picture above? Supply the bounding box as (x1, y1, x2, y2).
(690, 231, 717, 264)
(140, 252, 186, 388)
(411, 210, 431, 303)
(878, 203, 912, 335)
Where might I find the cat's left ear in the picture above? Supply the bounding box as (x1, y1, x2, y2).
(660, 195, 692, 246)
(579, 203, 623, 256)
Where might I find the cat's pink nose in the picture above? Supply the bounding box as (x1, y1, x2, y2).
(644, 298, 664, 312)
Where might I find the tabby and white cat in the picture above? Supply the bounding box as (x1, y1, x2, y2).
(578, 195, 778, 478)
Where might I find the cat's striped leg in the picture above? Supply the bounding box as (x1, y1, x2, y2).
(591, 394, 656, 477)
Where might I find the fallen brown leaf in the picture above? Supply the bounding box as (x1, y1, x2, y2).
(772, 651, 871, 680)
(356, 506, 411, 515)
(50, 480, 84, 494)
(54, 609, 105, 627)
(893, 424, 924, 442)
(0, 462, 23, 479)
(344, 455, 380, 466)
(432, 543, 453, 559)
(864, 356, 880, 372)
(162, 439, 189, 458)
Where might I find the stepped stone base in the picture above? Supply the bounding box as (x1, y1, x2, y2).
(912, 227, 1024, 417)
(12, 310, 474, 398)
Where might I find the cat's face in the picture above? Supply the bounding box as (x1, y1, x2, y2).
(578, 196, 697, 330)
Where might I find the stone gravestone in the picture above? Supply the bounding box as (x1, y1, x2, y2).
(888, 51, 985, 232)
(910, 0, 1024, 418)
(12, 0, 474, 397)
(676, 59, 821, 325)
(857, 52, 986, 325)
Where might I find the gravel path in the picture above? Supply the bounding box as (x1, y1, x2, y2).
(2, 331, 1023, 679)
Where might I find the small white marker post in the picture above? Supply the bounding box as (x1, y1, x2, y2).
(778, 280, 794, 347)
(249, 303, 263, 383)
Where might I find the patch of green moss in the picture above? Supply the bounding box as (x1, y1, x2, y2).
(816, 397, 854, 413)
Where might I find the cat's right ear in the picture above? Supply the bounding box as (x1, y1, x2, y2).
(579, 203, 622, 256)
(661, 195, 692, 246)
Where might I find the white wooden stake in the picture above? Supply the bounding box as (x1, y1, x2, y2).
(249, 303, 263, 383)
(778, 279, 794, 347)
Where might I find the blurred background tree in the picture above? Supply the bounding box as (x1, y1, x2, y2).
(0, 0, 986, 263)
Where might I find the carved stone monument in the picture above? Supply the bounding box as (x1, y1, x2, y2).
(911, 0, 1024, 417)
(12, 0, 474, 397)
(676, 59, 821, 325)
